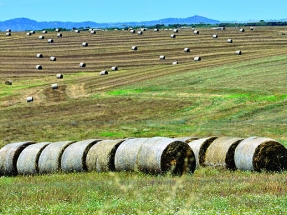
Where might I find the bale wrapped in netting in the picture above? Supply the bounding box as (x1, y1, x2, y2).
(86, 139, 125, 172)
(56, 74, 63, 79)
(159, 55, 165, 60)
(188, 137, 217, 168)
(115, 138, 149, 172)
(5, 80, 12, 85)
(79, 62, 86, 67)
(38, 141, 74, 174)
(175, 137, 198, 143)
(227, 39, 233, 43)
(42, 30, 47, 34)
(51, 83, 58, 89)
(194, 56, 201, 61)
(184, 48, 190, 52)
(90, 30, 96, 34)
(130, 29, 135, 34)
(111, 66, 118, 71)
(26, 32, 31, 36)
(170, 34, 176, 38)
(61, 139, 100, 173)
(50, 56, 56, 61)
(100, 70, 108, 75)
(173, 29, 178, 33)
(236, 50, 242, 55)
(204, 137, 243, 170)
(16, 142, 51, 175)
(39, 35, 44, 39)
(48, 39, 54, 43)
(57, 33, 62, 38)
(234, 137, 287, 172)
(36, 65, 42, 70)
(172, 61, 178, 65)
(26, 96, 33, 102)
(136, 137, 195, 175)
(0, 142, 34, 176)
(132, 46, 137, 50)
(36, 53, 43, 58)
(6, 32, 11, 36)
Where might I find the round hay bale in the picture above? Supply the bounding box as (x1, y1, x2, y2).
(39, 35, 44, 39)
(194, 30, 199, 34)
(55, 28, 60, 32)
(36, 65, 42, 70)
(172, 61, 178, 65)
(170, 34, 176, 38)
(82, 42, 88, 47)
(6, 32, 11, 36)
(16, 142, 51, 175)
(173, 29, 178, 33)
(56, 74, 63, 79)
(26, 32, 31, 36)
(194, 56, 201, 61)
(159, 55, 165, 60)
(42, 30, 47, 34)
(204, 137, 243, 170)
(51, 83, 58, 89)
(130, 29, 135, 34)
(5, 80, 12, 85)
(184, 48, 190, 52)
(38, 141, 74, 174)
(36, 53, 43, 58)
(90, 30, 96, 34)
(61, 139, 100, 173)
(30, 30, 35, 34)
(100, 70, 108, 75)
(213, 34, 218, 38)
(236, 50, 242, 55)
(48, 39, 54, 43)
(137, 137, 196, 175)
(6, 29, 11, 32)
(57, 33, 62, 38)
(115, 138, 150, 172)
(137, 31, 143, 35)
(250, 27, 254, 30)
(188, 137, 217, 168)
(26, 96, 33, 102)
(176, 137, 199, 143)
(86, 139, 125, 172)
(50, 56, 56, 61)
(154, 28, 159, 32)
(0, 142, 34, 176)
(111, 66, 118, 71)
(240, 28, 245, 32)
(79, 62, 86, 67)
(75, 30, 80, 33)
(227, 39, 233, 43)
(234, 137, 287, 172)
(132, 46, 137, 51)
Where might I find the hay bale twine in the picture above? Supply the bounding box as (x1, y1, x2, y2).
(111, 66, 118, 71)
(57, 33, 62, 38)
(48, 39, 54, 43)
(159, 55, 165, 60)
(0, 142, 34, 176)
(194, 30, 199, 34)
(204, 137, 243, 170)
(188, 137, 217, 168)
(75, 30, 80, 33)
(82, 42, 88, 47)
(236, 50, 242, 55)
(240, 28, 245, 32)
(227, 39, 233, 43)
(36, 53, 43, 58)
(115, 138, 150, 172)
(36, 65, 42, 70)
(132, 46, 137, 51)
(39, 35, 44, 39)
(137, 137, 196, 175)
(38, 141, 74, 174)
(42, 30, 47, 34)
(5, 80, 12, 85)
(234, 137, 287, 172)
(154, 28, 159, 32)
(184, 48, 190, 52)
(51, 83, 58, 89)
(137, 30, 143, 35)
(79, 62, 86, 67)
(172, 61, 178, 65)
(61, 139, 100, 173)
(86, 139, 125, 172)
(173, 29, 178, 33)
(6, 32, 11, 36)
(26, 96, 33, 102)
(194, 56, 201, 61)
(50, 56, 56, 61)
(56, 74, 63, 79)
(100, 70, 108, 75)
(213, 34, 218, 38)
(16, 142, 51, 175)
(26, 32, 31, 36)
(176, 137, 198, 143)
(90, 30, 96, 34)
(170, 34, 176, 38)
(130, 29, 135, 34)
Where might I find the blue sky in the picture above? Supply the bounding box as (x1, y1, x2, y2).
(0, 0, 286, 22)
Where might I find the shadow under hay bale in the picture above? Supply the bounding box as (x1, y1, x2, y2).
(188, 137, 217, 168)
(16, 142, 51, 175)
(61, 139, 100, 173)
(137, 137, 195, 175)
(38, 141, 74, 174)
(204, 137, 243, 170)
(86, 139, 125, 172)
(0, 142, 34, 176)
(234, 137, 287, 172)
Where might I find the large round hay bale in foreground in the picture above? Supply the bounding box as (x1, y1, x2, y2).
(38, 141, 74, 174)
(115, 138, 149, 172)
(0, 142, 34, 176)
(137, 137, 196, 175)
(61, 139, 100, 173)
(204, 137, 243, 170)
(5, 80, 12, 85)
(16, 142, 51, 175)
(188, 137, 217, 168)
(234, 137, 287, 172)
(86, 139, 124, 172)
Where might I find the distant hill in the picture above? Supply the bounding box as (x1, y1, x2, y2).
(0, 16, 220, 31)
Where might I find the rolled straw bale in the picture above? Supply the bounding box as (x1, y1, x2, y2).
(130, 29, 135, 34)
(194, 56, 201, 61)
(137, 137, 196, 175)
(236, 50, 242, 55)
(51, 83, 58, 89)
(176, 137, 198, 143)
(30, 30, 35, 34)
(188, 137, 217, 168)
(115, 138, 150, 172)
(173, 29, 178, 33)
(16, 142, 51, 175)
(5, 80, 12, 85)
(86, 139, 125, 172)
(38, 141, 74, 174)
(227, 39, 233, 43)
(36, 65, 42, 70)
(132, 46, 137, 50)
(111, 66, 118, 71)
(90, 30, 96, 34)
(82, 42, 88, 47)
(42, 30, 47, 34)
(39, 35, 44, 39)
(79, 62, 86, 67)
(36, 53, 43, 58)
(184, 48, 190, 52)
(75, 30, 80, 33)
(213, 34, 218, 38)
(240, 28, 245, 32)
(137, 30, 143, 35)
(194, 30, 199, 34)
(172, 61, 178, 65)
(6, 29, 11, 32)
(0, 141, 34, 176)
(250, 27, 254, 30)
(61, 139, 100, 173)
(48, 39, 54, 43)
(159, 55, 165, 60)
(170, 34, 176, 38)
(6, 32, 11, 36)
(204, 137, 243, 170)
(100, 70, 108, 75)
(57, 33, 62, 38)
(55, 28, 60, 32)
(56, 74, 63, 79)
(234, 137, 287, 172)
(26, 32, 31, 36)
(26, 96, 33, 102)
(154, 28, 159, 32)
(50, 56, 56, 61)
